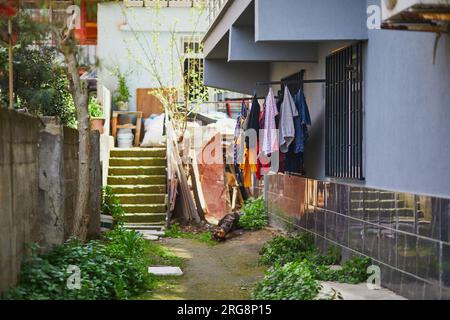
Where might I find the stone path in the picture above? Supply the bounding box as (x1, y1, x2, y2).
(141, 229, 406, 300)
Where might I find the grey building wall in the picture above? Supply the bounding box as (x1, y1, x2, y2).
(271, 33, 450, 199)
(204, 0, 450, 198)
(255, 0, 367, 41)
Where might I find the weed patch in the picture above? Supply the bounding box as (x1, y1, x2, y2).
(239, 197, 268, 230)
(165, 223, 218, 246)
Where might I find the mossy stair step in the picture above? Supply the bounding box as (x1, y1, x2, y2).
(109, 166, 166, 176)
(110, 185, 166, 195)
(107, 175, 166, 185)
(124, 223, 166, 231)
(123, 204, 166, 214)
(110, 148, 166, 158)
(117, 194, 166, 205)
(124, 213, 167, 223)
(109, 157, 166, 167)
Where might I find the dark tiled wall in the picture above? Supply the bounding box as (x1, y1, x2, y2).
(265, 174, 450, 300)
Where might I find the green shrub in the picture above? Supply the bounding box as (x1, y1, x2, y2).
(259, 233, 315, 266)
(259, 233, 342, 267)
(252, 260, 321, 300)
(333, 257, 372, 284)
(88, 96, 103, 118)
(102, 186, 125, 223)
(238, 197, 268, 230)
(165, 223, 217, 246)
(253, 234, 371, 300)
(3, 227, 154, 300)
(114, 73, 131, 104)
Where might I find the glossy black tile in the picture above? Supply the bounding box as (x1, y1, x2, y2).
(379, 227, 397, 267)
(336, 214, 349, 247)
(349, 186, 365, 222)
(314, 208, 325, 237)
(442, 243, 450, 289)
(324, 182, 337, 212)
(363, 222, 380, 260)
(416, 238, 440, 282)
(399, 272, 421, 300)
(325, 210, 337, 242)
(397, 193, 416, 234)
(397, 232, 417, 275)
(348, 218, 364, 253)
(364, 188, 380, 224)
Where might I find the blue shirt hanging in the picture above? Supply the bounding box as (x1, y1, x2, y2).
(290, 89, 311, 154)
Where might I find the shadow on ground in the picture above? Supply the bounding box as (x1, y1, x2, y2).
(141, 229, 276, 300)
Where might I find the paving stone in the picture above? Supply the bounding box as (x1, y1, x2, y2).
(148, 267, 183, 276)
(138, 230, 165, 237)
(143, 235, 159, 241)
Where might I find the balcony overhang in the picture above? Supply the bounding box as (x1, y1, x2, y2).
(229, 26, 318, 62)
(204, 59, 270, 96)
(203, 0, 367, 94)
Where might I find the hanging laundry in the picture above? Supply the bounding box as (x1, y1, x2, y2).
(234, 100, 247, 165)
(243, 95, 261, 134)
(284, 89, 311, 175)
(262, 88, 279, 156)
(279, 86, 298, 153)
(291, 89, 311, 154)
(240, 144, 258, 188)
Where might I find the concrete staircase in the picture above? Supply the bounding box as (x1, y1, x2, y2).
(108, 148, 167, 231)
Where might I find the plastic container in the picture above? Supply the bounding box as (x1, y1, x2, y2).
(117, 128, 134, 148)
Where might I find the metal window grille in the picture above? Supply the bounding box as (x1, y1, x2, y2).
(325, 42, 364, 180)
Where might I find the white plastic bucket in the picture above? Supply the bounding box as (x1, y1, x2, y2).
(117, 128, 134, 148)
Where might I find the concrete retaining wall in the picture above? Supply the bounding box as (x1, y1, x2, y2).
(0, 109, 101, 293)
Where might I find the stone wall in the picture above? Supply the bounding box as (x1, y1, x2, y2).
(0, 109, 101, 293)
(0, 108, 43, 293)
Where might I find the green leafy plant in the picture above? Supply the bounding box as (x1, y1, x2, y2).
(114, 72, 131, 104)
(238, 197, 268, 231)
(252, 233, 372, 300)
(165, 223, 217, 246)
(332, 257, 372, 284)
(3, 227, 155, 300)
(101, 186, 125, 223)
(259, 233, 315, 266)
(88, 96, 103, 118)
(252, 260, 321, 300)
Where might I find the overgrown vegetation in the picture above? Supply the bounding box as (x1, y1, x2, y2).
(88, 96, 103, 118)
(252, 260, 320, 300)
(101, 186, 125, 223)
(252, 233, 372, 300)
(239, 197, 268, 231)
(165, 223, 217, 246)
(2, 187, 184, 300)
(259, 233, 341, 266)
(0, 15, 77, 127)
(3, 227, 155, 300)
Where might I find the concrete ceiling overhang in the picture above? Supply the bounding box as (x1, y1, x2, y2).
(203, 0, 253, 59)
(204, 0, 319, 63)
(228, 26, 318, 62)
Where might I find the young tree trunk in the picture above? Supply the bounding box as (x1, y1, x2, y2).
(62, 44, 91, 241)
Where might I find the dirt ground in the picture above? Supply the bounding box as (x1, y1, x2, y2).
(146, 229, 277, 300)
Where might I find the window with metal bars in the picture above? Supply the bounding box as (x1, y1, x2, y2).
(325, 42, 364, 180)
